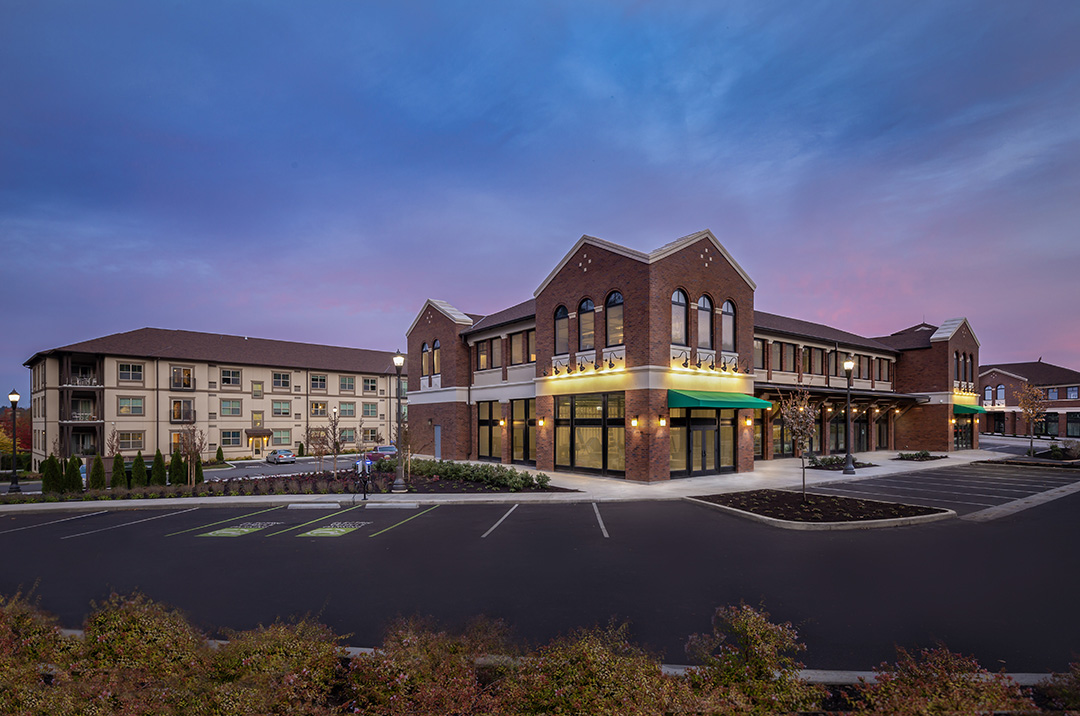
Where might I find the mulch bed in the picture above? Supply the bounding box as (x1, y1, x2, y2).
(385, 475, 577, 494)
(692, 489, 946, 522)
(808, 461, 877, 471)
(894, 455, 948, 462)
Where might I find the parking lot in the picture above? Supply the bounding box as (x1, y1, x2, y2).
(807, 462, 1080, 518)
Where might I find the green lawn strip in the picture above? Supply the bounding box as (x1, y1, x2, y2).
(265, 504, 364, 536)
(165, 506, 284, 537)
(368, 505, 440, 537)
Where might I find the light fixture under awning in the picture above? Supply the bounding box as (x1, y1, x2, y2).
(667, 390, 773, 409)
(952, 404, 986, 415)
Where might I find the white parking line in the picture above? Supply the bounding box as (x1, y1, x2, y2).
(831, 480, 1020, 502)
(481, 504, 518, 538)
(811, 485, 998, 508)
(60, 508, 199, 539)
(0, 511, 107, 536)
(593, 503, 609, 538)
(869, 477, 1039, 496)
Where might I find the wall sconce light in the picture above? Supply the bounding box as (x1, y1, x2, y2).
(427, 418, 433, 426)
(608, 357, 615, 370)
(745, 417, 753, 427)
(658, 416, 667, 427)
(553, 366, 560, 375)
(950, 418, 956, 424)
(709, 360, 716, 370)
(895, 408, 901, 414)
(578, 361, 586, 372)
(695, 357, 703, 369)
(594, 359, 602, 371)
(631, 415, 639, 427)
(499, 419, 506, 426)
(537, 418, 545, 427)
(682, 356, 690, 368)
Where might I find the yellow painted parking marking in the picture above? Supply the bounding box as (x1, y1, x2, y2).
(264, 504, 364, 536)
(165, 506, 284, 536)
(368, 505, 440, 537)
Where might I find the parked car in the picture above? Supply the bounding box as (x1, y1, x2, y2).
(365, 445, 398, 462)
(266, 449, 296, 464)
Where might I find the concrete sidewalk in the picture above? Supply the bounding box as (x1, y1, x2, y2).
(0, 448, 1007, 513)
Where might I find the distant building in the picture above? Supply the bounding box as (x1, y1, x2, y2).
(406, 230, 983, 482)
(979, 360, 1080, 439)
(23, 328, 406, 470)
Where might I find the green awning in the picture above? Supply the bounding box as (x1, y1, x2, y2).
(668, 390, 772, 409)
(953, 404, 987, 414)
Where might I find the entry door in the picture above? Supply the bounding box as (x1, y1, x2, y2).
(690, 427, 716, 475)
(434, 425, 442, 460)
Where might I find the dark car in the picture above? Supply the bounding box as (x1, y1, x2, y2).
(266, 449, 296, 464)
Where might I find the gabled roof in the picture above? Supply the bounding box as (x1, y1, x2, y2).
(930, 317, 979, 346)
(24, 328, 405, 375)
(406, 299, 474, 338)
(754, 311, 898, 354)
(874, 318, 979, 351)
(534, 229, 756, 297)
(979, 361, 1080, 387)
(461, 299, 536, 337)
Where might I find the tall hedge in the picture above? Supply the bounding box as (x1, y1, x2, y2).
(41, 454, 61, 493)
(110, 453, 127, 490)
(168, 450, 185, 486)
(130, 451, 148, 488)
(88, 454, 106, 490)
(150, 450, 167, 486)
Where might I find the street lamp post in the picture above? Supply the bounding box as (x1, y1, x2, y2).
(391, 350, 406, 493)
(8, 389, 20, 493)
(843, 357, 856, 475)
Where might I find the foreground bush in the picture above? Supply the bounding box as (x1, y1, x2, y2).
(383, 457, 551, 491)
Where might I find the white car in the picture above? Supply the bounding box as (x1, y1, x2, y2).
(266, 449, 296, 464)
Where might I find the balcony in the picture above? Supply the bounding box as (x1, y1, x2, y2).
(170, 409, 196, 424)
(170, 377, 197, 391)
(61, 374, 102, 388)
(60, 410, 103, 423)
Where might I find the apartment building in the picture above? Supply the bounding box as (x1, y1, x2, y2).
(24, 328, 407, 471)
(406, 230, 984, 482)
(979, 360, 1080, 439)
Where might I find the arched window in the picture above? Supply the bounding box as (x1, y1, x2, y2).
(996, 384, 1005, 401)
(697, 296, 713, 350)
(671, 290, 688, 346)
(432, 340, 441, 375)
(578, 298, 595, 351)
(984, 385, 993, 403)
(421, 343, 429, 377)
(605, 291, 624, 346)
(554, 306, 569, 355)
(954, 352, 960, 382)
(721, 300, 736, 352)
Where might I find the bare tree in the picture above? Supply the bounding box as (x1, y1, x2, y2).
(305, 427, 329, 474)
(106, 428, 121, 457)
(779, 388, 820, 501)
(178, 423, 207, 486)
(327, 408, 353, 476)
(1016, 382, 1048, 456)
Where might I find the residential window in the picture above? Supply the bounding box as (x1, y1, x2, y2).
(578, 298, 595, 351)
(771, 342, 782, 372)
(170, 366, 193, 390)
(340, 376, 355, 392)
(221, 430, 241, 447)
(362, 428, 378, 443)
(671, 290, 688, 346)
(477, 401, 503, 460)
(221, 368, 241, 386)
(1069, 387, 1079, 400)
(363, 377, 377, 392)
(859, 356, 871, 380)
(170, 399, 193, 422)
(311, 374, 327, 391)
(754, 340, 764, 370)
(251, 410, 264, 428)
(527, 329, 536, 362)
(721, 300, 735, 352)
(118, 397, 144, 416)
(220, 399, 242, 416)
(875, 358, 890, 382)
(340, 428, 356, 443)
(421, 343, 429, 376)
(310, 401, 327, 417)
(477, 341, 489, 370)
(554, 306, 569, 355)
(1067, 413, 1080, 438)
(273, 372, 290, 389)
(491, 338, 502, 368)
(272, 400, 291, 417)
(362, 402, 378, 418)
(1048, 388, 1059, 400)
(783, 343, 796, 373)
(997, 385, 1005, 401)
(119, 431, 144, 451)
(984, 386, 993, 403)
(432, 340, 441, 374)
(118, 363, 143, 381)
(251, 381, 263, 398)
(339, 402, 356, 417)
(697, 296, 713, 350)
(605, 292, 624, 347)
(272, 429, 291, 446)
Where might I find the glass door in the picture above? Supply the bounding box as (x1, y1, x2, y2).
(691, 427, 716, 474)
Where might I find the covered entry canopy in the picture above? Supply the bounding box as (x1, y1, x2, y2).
(953, 404, 987, 414)
(668, 390, 772, 409)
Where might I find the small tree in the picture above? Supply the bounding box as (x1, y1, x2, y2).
(1016, 382, 1048, 456)
(88, 454, 106, 490)
(305, 427, 329, 474)
(131, 451, 148, 487)
(105, 428, 121, 458)
(215, 445, 224, 463)
(326, 409, 345, 476)
(779, 389, 820, 500)
(178, 424, 207, 486)
(168, 449, 186, 486)
(64, 456, 83, 494)
(150, 449, 167, 486)
(110, 453, 127, 490)
(41, 454, 61, 493)
(194, 456, 204, 484)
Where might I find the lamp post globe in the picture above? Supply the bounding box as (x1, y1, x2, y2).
(8, 389, 19, 493)
(391, 350, 407, 493)
(842, 358, 856, 475)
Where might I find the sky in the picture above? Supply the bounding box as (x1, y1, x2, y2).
(3, 0, 1079, 394)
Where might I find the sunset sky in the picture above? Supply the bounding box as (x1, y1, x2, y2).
(3, 1, 1079, 393)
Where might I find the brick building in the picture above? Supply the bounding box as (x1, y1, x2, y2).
(979, 360, 1080, 439)
(406, 230, 983, 482)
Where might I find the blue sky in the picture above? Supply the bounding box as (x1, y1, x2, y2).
(3, 1, 1079, 394)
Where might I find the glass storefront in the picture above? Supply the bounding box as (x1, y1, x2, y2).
(554, 393, 625, 476)
(478, 401, 502, 460)
(669, 408, 735, 477)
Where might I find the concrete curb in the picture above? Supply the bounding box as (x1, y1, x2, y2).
(683, 496, 957, 530)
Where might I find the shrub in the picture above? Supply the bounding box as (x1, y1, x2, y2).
(64, 456, 83, 493)
(1043, 661, 1080, 710)
(1050, 443, 1064, 459)
(855, 646, 1033, 714)
(88, 454, 106, 490)
(396, 458, 550, 491)
(684, 602, 824, 714)
(1064, 439, 1080, 460)
(131, 450, 148, 487)
(194, 456, 204, 484)
(110, 453, 127, 490)
(0, 589, 72, 713)
(809, 455, 845, 467)
(297, 442, 305, 457)
(169, 450, 186, 485)
(216, 445, 225, 462)
(151, 449, 167, 486)
(41, 453, 62, 493)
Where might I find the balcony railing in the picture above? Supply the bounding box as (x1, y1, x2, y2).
(170, 377, 196, 391)
(170, 409, 196, 424)
(60, 411, 102, 423)
(62, 375, 101, 387)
